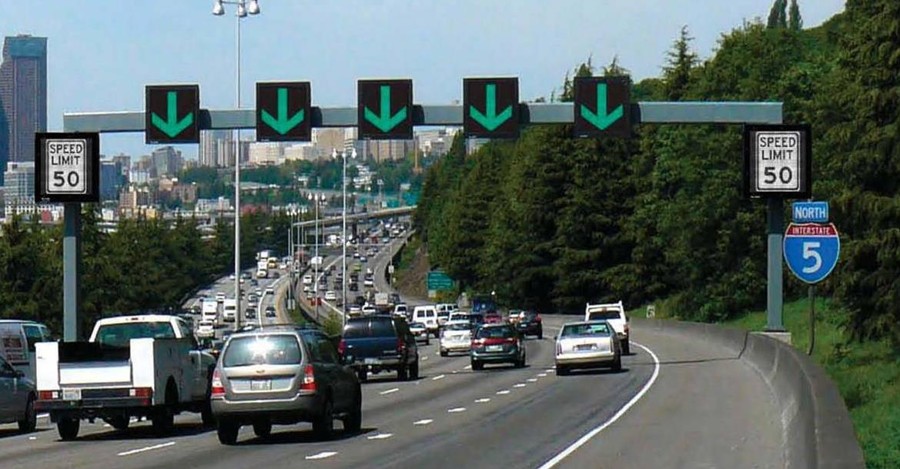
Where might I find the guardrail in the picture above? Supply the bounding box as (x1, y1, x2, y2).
(635, 318, 865, 469)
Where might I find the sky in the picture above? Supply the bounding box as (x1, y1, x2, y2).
(2, 0, 846, 159)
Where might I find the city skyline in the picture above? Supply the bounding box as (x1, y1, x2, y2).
(3, 1, 845, 159)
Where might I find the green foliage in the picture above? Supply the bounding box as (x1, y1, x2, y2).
(789, 0, 803, 30)
(415, 3, 900, 347)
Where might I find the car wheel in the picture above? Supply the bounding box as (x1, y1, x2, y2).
(107, 415, 130, 431)
(556, 365, 569, 376)
(612, 355, 623, 372)
(57, 417, 80, 441)
(425, 338, 430, 346)
(343, 389, 362, 433)
(18, 395, 36, 433)
(152, 382, 177, 436)
(217, 420, 240, 445)
(253, 421, 272, 438)
(440, 350, 448, 357)
(537, 329, 543, 340)
(622, 340, 630, 355)
(471, 360, 483, 371)
(409, 361, 419, 380)
(397, 364, 408, 381)
(357, 368, 368, 383)
(313, 398, 335, 441)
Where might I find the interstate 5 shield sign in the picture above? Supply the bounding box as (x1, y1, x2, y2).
(783, 223, 840, 284)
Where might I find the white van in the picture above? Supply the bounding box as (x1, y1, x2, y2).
(436, 303, 457, 326)
(222, 299, 237, 323)
(202, 301, 219, 326)
(412, 305, 439, 337)
(0, 320, 53, 382)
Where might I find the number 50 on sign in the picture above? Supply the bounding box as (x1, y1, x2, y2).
(742, 124, 812, 199)
(34, 132, 101, 203)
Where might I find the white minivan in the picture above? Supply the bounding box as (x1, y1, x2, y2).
(412, 305, 439, 337)
(0, 319, 53, 382)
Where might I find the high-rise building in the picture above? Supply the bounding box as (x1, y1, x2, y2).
(0, 35, 47, 183)
(100, 160, 125, 201)
(3, 161, 35, 216)
(150, 146, 182, 178)
(200, 130, 232, 167)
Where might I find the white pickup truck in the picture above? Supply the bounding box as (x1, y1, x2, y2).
(584, 301, 631, 355)
(34, 315, 216, 440)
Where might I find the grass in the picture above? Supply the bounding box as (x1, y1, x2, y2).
(634, 297, 899, 468)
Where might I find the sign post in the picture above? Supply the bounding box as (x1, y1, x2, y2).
(784, 201, 839, 354)
(744, 124, 812, 333)
(34, 132, 101, 342)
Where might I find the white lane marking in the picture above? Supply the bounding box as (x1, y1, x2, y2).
(452, 370, 459, 374)
(514, 383, 527, 388)
(421, 356, 429, 361)
(463, 365, 472, 370)
(537, 373, 548, 377)
(545, 368, 555, 372)
(496, 390, 511, 395)
(367, 433, 393, 440)
(538, 341, 661, 469)
(447, 407, 466, 413)
(37, 413, 49, 419)
(474, 398, 491, 403)
(380, 388, 400, 395)
(432, 374, 445, 381)
(435, 352, 440, 356)
(28, 436, 36, 440)
(527, 378, 538, 383)
(413, 419, 433, 426)
(305, 451, 338, 460)
(117, 441, 176, 457)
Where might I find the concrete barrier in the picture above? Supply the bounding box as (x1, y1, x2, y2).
(634, 318, 865, 469)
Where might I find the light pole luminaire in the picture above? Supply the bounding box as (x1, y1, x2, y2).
(213, 0, 260, 331)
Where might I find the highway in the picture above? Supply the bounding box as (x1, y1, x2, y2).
(0, 228, 787, 467)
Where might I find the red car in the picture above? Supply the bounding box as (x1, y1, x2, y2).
(484, 311, 503, 324)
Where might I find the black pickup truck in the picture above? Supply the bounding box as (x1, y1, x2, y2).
(338, 315, 419, 382)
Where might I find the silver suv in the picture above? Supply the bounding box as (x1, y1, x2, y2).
(210, 325, 362, 445)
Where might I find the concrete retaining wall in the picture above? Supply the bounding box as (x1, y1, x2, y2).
(635, 318, 865, 469)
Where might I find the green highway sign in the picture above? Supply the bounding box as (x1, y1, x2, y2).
(256, 82, 311, 142)
(358, 79, 413, 140)
(426, 270, 454, 291)
(145, 85, 200, 144)
(573, 76, 631, 138)
(464, 77, 519, 138)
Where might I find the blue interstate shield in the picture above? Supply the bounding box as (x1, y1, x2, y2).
(783, 223, 840, 284)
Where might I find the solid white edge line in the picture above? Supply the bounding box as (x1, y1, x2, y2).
(537, 341, 661, 469)
(117, 441, 176, 457)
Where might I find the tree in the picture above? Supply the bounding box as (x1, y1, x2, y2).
(767, 0, 787, 29)
(789, 0, 803, 30)
(662, 26, 699, 100)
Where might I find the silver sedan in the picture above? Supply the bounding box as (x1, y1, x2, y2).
(554, 320, 622, 375)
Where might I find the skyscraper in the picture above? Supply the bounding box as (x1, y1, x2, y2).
(0, 35, 48, 184)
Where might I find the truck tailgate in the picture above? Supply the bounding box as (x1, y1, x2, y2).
(36, 339, 156, 390)
(60, 361, 131, 386)
(343, 337, 400, 361)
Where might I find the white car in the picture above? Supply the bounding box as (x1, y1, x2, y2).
(361, 305, 377, 315)
(265, 286, 274, 295)
(440, 321, 472, 357)
(215, 292, 226, 303)
(363, 278, 375, 288)
(409, 322, 430, 345)
(555, 320, 622, 376)
(325, 290, 337, 301)
(196, 320, 216, 339)
(302, 275, 313, 285)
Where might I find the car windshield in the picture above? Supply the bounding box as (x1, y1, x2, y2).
(475, 326, 513, 339)
(343, 319, 396, 338)
(445, 323, 470, 331)
(95, 322, 176, 347)
(223, 334, 302, 367)
(587, 310, 622, 320)
(561, 323, 611, 337)
(409, 322, 425, 328)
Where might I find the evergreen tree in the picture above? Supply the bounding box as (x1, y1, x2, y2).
(788, 0, 803, 30)
(767, 0, 787, 29)
(662, 26, 698, 100)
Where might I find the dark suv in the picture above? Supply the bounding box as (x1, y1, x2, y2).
(211, 325, 362, 445)
(339, 315, 419, 382)
(515, 311, 543, 339)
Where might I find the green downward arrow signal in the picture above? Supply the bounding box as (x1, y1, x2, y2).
(364, 85, 407, 133)
(261, 88, 305, 135)
(580, 83, 624, 130)
(151, 91, 194, 138)
(469, 83, 513, 131)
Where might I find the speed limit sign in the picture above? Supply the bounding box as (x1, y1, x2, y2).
(742, 124, 811, 199)
(35, 132, 100, 203)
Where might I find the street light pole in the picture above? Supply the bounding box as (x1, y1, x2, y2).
(214, 0, 260, 331)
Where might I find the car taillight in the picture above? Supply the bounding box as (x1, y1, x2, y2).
(535, 314, 542, 323)
(505, 337, 517, 344)
(130, 387, 153, 398)
(397, 337, 406, 353)
(338, 339, 346, 356)
(38, 390, 58, 400)
(301, 364, 316, 392)
(211, 369, 225, 398)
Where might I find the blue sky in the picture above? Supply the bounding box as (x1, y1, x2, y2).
(2, 0, 845, 159)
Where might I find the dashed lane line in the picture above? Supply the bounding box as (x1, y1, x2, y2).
(447, 407, 466, 413)
(117, 441, 176, 457)
(513, 383, 527, 388)
(496, 390, 511, 395)
(527, 378, 538, 382)
(367, 433, 393, 440)
(432, 374, 445, 381)
(305, 451, 338, 460)
(413, 419, 433, 426)
(380, 388, 400, 395)
(474, 398, 491, 403)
